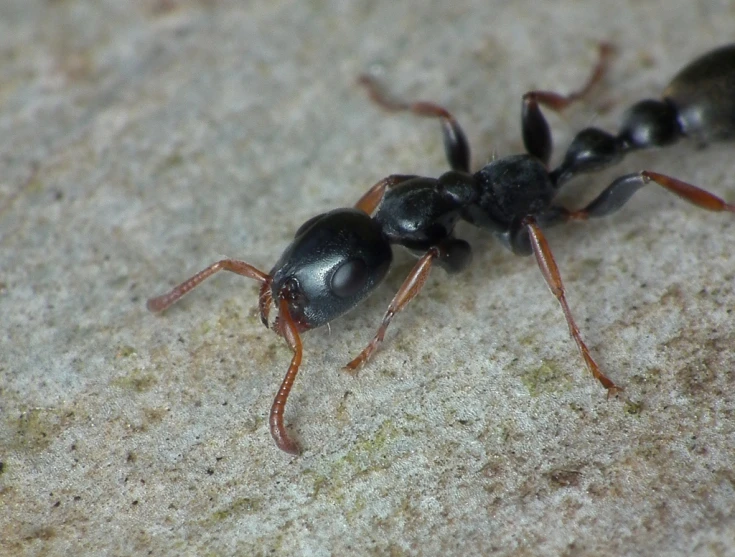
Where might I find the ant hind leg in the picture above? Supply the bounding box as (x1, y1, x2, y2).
(558, 171, 735, 221)
(522, 42, 614, 165)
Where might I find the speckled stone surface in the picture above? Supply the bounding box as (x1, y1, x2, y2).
(1, 1, 734, 555)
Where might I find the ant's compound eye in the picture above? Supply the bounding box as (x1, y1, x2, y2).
(330, 258, 368, 298)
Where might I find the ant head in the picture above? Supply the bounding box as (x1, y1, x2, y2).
(268, 208, 393, 331)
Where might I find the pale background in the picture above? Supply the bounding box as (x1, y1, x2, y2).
(1, 1, 734, 555)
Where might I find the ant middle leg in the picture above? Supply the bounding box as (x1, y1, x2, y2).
(522, 42, 615, 165)
(524, 218, 622, 394)
(358, 74, 471, 173)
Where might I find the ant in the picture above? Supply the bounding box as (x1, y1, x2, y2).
(148, 43, 735, 455)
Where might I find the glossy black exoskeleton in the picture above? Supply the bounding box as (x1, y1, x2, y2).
(148, 43, 735, 455)
(267, 209, 392, 331)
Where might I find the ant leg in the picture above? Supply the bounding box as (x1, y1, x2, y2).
(642, 171, 735, 212)
(559, 171, 735, 221)
(522, 42, 614, 165)
(269, 299, 303, 455)
(354, 174, 418, 215)
(344, 246, 440, 371)
(524, 218, 622, 394)
(344, 237, 471, 371)
(147, 259, 271, 319)
(358, 74, 471, 173)
(525, 42, 614, 111)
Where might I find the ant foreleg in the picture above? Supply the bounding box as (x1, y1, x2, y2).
(344, 236, 472, 372)
(345, 247, 440, 371)
(524, 218, 622, 395)
(358, 74, 471, 173)
(522, 42, 614, 165)
(344, 247, 440, 372)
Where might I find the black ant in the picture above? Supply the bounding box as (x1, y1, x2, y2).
(148, 44, 735, 455)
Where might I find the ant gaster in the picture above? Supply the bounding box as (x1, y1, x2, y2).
(148, 44, 735, 455)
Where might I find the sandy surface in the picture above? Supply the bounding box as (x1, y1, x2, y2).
(1, 1, 734, 555)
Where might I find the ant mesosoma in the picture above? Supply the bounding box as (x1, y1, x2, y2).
(148, 44, 735, 455)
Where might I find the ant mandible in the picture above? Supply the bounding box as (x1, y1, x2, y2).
(148, 43, 735, 455)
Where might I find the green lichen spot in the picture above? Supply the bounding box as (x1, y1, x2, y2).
(7, 407, 70, 453)
(309, 474, 329, 498)
(300, 420, 407, 514)
(206, 497, 262, 524)
(580, 257, 603, 269)
(518, 334, 538, 347)
(116, 345, 137, 358)
(195, 320, 212, 337)
(111, 369, 157, 392)
(625, 400, 644, 415)
(342, 419, 400, 470)
(143, 407, 167, 424)
(520, 361, 571, 397)
(154, 152, 184, 176)
(163, 152, 184, 168)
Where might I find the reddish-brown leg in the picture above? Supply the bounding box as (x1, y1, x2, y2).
(354, 174, 418, 215)
(523, 42, 614, 112)
(524, 218, 622, 395)
(357, 75, 471, 172)
(522, 43, 614, 165)
(557, 170, 735, 222)
(345, 247, 439, 372)
(641, 171, 735, 213)
(269, 299, 304, 455)
(358, 74, 455, 117)
(147, 259, 271, 313)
